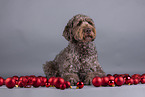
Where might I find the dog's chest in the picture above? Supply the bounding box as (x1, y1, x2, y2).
(72, 44, 97, 68)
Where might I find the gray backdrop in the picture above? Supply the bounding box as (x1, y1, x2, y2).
(0, 0, 145, 78)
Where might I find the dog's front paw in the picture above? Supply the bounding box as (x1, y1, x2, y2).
(62, 73, 80, 86)
(84, 72, 105, 85)
(84, 72, 95, 85)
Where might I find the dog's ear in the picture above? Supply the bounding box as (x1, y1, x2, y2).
(63, 17, 74, 41)
(63, 25, 71, 41)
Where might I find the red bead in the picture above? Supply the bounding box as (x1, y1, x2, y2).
(65, 81, 71, 88)
(132, 74, 141, 81)
(115, 76, 124, 86)
(0, 77, 4, 86)
(108, 80, 115, 86)
(141, 78, 145, 84)
(48, 77, 55, 86)
(124, 76, 131, 84)
(19, 76, 28, 87)
(39, 77, 47, 86)
(45, 82, 51, 87)
(129, 78, 134, 85)
(27, 76, 33, 85)
(32, 77, 41, 88)
(102, 76, 109, 86)
(76, 81, 84, 89)
(12, 76, 19, 85)
(18, 80, 24, 88)
(60, 83, 66, 90)
(53, 77, 65, 88)
(92, 77, 102, 87)
(5, 77, 16, 89)
(32, 77, 37, 83)
(133, 78, 139, 85)
(141, 75, 145, 79)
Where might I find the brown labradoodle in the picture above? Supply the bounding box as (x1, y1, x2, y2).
(43, 14, 105, 85)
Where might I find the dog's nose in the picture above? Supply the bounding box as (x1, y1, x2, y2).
(84, 28, 91, 34)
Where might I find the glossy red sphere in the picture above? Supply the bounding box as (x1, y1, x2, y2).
(12, 76, 19, 85)
(102, 76, 109, 86)
(108, 80, 115, 86)
(129, 78, 134, 85)
(32, 77, 41, 87)
(27, 76, 33, 85)
(39, 77, 47, 86)
(141, 75, 145, 79)
(115, 76, 124, 86)
(19, 76, 28, 87)
(53, 77, 65, 88)
(92, 77, 102, 87)
(5, 77, 16, 89)
(124, 76, 131, 84)
(18, 80, 24, 88)
(141, 78, 145, 84)
(48, 77, 55, 86)
(133, 78, 139, 85)
(45, 82, 51, 87)
(76, 81, 84, 89)
(60, 83, 66, 90)
(132, 74, 141, 81)
(0, 77, 4, 86)
(65, 81, 71, 88)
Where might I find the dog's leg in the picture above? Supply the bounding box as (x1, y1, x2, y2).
(43, 61, 59, 78)
(62, 73, 80, 86)
(84, 72, 105, 85)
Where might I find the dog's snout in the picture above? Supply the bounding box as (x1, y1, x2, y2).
(84, 28, 91, 34)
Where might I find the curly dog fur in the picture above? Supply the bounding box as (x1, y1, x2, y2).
(43, 14, 105, 85)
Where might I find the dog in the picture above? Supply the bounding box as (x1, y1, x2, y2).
(43, 14, 105, 85)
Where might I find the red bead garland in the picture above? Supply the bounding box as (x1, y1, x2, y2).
(0, 73, 145, 90)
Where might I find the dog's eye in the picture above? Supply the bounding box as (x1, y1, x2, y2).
(77, 21, 82, 26)
(88, 21, 93, 26)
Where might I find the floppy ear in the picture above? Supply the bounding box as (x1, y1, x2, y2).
(63, 16, 74, 41)
(63, 25, 71, 41)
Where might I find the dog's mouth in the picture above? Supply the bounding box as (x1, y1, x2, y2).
(83, 35, 93, 42)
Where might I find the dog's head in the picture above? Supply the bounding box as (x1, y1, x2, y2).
(63, 14, 96, 43)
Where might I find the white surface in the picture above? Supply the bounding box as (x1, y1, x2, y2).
(0, 84, 145, 97)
